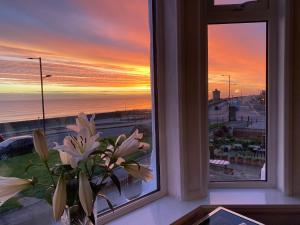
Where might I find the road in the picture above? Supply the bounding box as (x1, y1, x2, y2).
(1, 116, 152, 148)
(209, 95, 266, 130)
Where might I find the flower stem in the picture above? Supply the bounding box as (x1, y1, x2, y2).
(44, 161, 56, 187)
(85, 162, 91, 178)
(35, 183, 52, 187)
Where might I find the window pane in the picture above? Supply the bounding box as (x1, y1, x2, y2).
(208, 23, 267, 182)
(214, 0, 257, 5)
(0, 0, 157, 223)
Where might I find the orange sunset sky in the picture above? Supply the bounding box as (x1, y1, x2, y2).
(0, 0, 266, 99)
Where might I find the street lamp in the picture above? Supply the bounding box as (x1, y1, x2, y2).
(221, 74, 231, 101)
(221, 74, 231, 122)
(27, 57, 51, 134)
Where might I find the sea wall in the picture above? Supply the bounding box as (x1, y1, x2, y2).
(0, 109, 151, 136)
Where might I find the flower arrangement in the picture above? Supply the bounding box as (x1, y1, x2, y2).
(0, 113, 153, 224)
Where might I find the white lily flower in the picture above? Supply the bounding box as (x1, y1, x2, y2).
(115, 157, 125, 166)
(0, 177, 32, 206)
(53, 175, 66, 220)
(53, 128, 100, 168)
(67, 113, 97, 136)
(113, 129, 150, 158)
(105, 157, 125, 170)
(59, 151, 75, 166)
(33, 129, 48, 161)
(79, 172, 94, 216)
(124, 164, 153, 182)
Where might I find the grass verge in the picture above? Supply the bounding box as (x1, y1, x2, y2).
(0, 151, 59, 213)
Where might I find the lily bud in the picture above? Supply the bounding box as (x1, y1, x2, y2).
(33, 129, 48, 161)
(115, 134, 126, 146)
(0, 177, 32, 206)
(53, 175, 66, 220)
(79, 172, 93, 216)
(124, 164, 153, 182)
(114, 130, 150, 158)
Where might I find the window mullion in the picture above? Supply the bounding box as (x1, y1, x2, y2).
(207, 10, 270, 24)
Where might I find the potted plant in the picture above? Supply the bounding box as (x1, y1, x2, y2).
(0, 113, 153, 224)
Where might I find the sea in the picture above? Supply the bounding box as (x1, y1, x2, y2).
(0, 95, 152, 123)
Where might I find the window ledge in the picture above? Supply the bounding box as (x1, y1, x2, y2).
(107, 188, 300, 225)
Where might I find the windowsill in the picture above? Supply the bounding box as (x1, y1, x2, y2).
(107, 188, 300, 225)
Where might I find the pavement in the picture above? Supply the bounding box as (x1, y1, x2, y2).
(209, 95, 266, 129)
(0, 199, 55, 225)
(210, 163, 262, 182)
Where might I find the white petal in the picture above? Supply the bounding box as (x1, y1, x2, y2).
(53, 145, 80, 158)
(0, 177, 31, 206)
(115, 157, 125, 166)
(66, 124, 80, 133)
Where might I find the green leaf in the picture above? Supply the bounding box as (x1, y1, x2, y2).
(102, 137, 115, 147)
(98, 194, 114, 212)
(24, 161, 34, 173)
(110, 173, 121, 195)
(90, 150, 104, 155)
(44, 187, 54, 205)
(124, 159, 140, 167)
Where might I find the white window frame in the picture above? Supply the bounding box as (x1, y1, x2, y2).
(206, 0, 278, 188)
(101, 0, 296, 222)
(98, 0, 168, 224)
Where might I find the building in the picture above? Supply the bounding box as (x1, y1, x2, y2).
(212, 89, 221, 102)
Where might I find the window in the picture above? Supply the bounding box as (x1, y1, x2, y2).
(207, 0, 273, 184)
(0, 0, 159, 223)
(208, 22, 267, 182)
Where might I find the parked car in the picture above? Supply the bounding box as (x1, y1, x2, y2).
(0, 135, 34, 160)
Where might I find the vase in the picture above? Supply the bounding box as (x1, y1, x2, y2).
(60, 205, 94, 225)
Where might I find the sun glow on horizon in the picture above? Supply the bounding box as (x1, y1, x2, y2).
(208, 22, 266, 99)
(0, 1, 266, 99)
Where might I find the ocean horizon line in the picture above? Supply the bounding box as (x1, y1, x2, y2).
(0, 108, 152, 125)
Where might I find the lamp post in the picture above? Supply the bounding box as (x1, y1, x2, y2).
(221, 74, 231, 101)
(27, 57, 52, 134)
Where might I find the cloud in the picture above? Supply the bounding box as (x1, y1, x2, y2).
(0, 1, 266, 99)
(208, 23, 266, 98)
(0, 0, 150, 66)
(0, 0, 151, 95)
